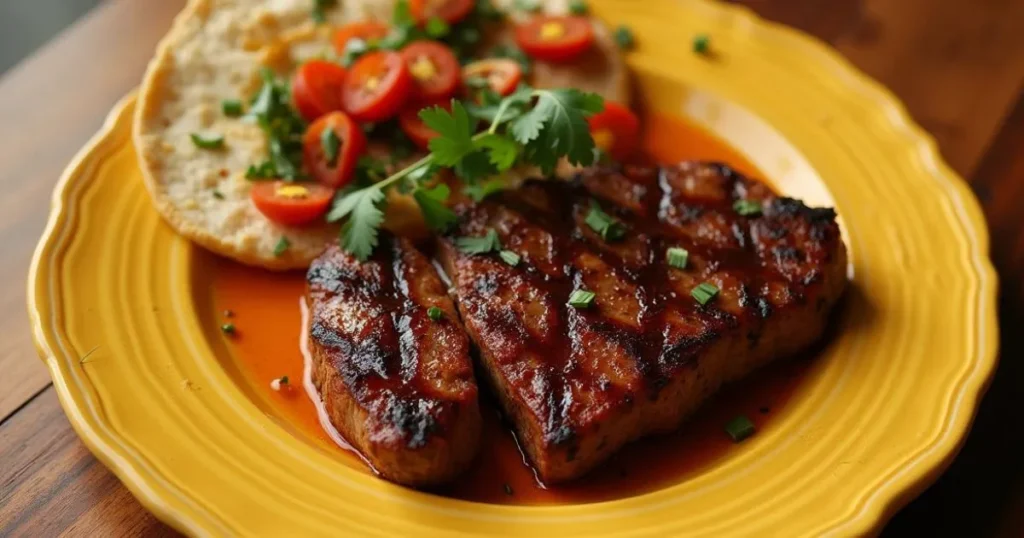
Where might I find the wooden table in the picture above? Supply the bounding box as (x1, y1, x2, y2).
(1, 0, 1022, 535)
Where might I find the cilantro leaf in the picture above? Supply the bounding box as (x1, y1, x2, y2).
(421, 101, 476, 166)
(413, 184, 458, 232)
(334, 188, 387, 261)
(321, 126, 340, 167)
(425, 17, 451, 38)
(456, 229, 502, 254)
(453, 150, 497, 183)
(511, 89, 603, 168)
(475, 133, 520, 171)
(464, 178, 507, 202)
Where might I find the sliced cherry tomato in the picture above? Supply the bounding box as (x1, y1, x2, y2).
(291, 60, 347, 122)
(588, 101, 641, 162)
(399, 103, 448, 150)
(303, 111, 367, 188)
(341, 51, 413, 122)
(515, 16, 595, 63)
(332, 21, 390, 54)
(251, 181, 335, 227)
(462, 59, 523, 96)
(410, 0, 474, 25)
(399, 41, 461, 103)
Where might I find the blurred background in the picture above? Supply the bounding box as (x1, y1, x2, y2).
(0, 0, 100, 74)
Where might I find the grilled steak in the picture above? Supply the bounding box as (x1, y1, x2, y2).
(306, 235, 480, 487)
(438, 161, 848, 483)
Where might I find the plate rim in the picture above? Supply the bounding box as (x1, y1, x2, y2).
(27, 1, 1000, 535)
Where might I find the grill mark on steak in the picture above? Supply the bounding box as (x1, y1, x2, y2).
(439, 161, 848, 483)
(307, 235, 480, 487)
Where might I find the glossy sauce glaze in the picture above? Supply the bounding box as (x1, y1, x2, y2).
(211, 113, 813, 504)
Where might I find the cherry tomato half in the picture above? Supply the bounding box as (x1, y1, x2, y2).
(410, 0, 474, 25)
(303, 111, 367, 188)
(515, 16, 595, 63)
(341, 51, 413, 122)
(400, 41, 461, 103)
(588, 101, 641, 162)
(291, 60, 347, 122)
(399, 103, 448, 150)
(251, 181, 335, 227)
(332, 21, 390, 54)
(463, 59, 523, 96)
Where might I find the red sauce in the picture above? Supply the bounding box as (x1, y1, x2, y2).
(209, 114, 811, 504)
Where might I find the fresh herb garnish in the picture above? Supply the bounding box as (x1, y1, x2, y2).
(569, 0, 589, 14)
(341, 38, 373, 67)
(614, 25, 636, 50)
(464, 178, 507, 202)
(667, 247, 689, 269)
(413, 184, 458, 232)
(456, 228, 502, 254)
(585, 200, 626, 241)
(693, 34, 711, 54)
(312, 0, 337, 23)
(568, 289, 596, 309)
(427, 306, 444, 321)
(692, 282, 719, 305)
(329, 88, 603, 260)
(725, 415, 755, 442)
(191, 132, 225, 150)
(476, 0, 505, 21)
(514, 0, 541, 12)
(212, 189, 225, 200)
(221, 323, 236, 335)
(321, 127, 340, 167)
(222, 99, 244, 117)
(733, 199, 762, 216)
(426, 17, 451, 38)
(247, 68, 308, 180)
(499, 250, 521, 267)
(273, 237, 291, 257)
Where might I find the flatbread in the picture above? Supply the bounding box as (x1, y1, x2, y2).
(134, 0, 629, 270)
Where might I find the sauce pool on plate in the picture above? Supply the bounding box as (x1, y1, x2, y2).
(210, 113, 811, 504)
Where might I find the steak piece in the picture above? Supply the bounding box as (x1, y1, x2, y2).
(307, 235, 480, 487)
(438, 161, 848, 483)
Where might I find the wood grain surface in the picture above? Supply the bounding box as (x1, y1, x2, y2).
(2, 0, 1023, 535)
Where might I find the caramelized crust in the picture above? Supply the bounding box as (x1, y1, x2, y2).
(307, 235, 481, 487)
(438, 162, 848, 483)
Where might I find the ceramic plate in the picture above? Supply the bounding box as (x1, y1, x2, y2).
(29, 0, 998, 535)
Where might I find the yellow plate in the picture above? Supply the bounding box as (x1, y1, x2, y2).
(29, 0, 998, 535)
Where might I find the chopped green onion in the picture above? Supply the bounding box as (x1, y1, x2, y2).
(427, 306, 444, 321)
(691, 282, 719, 305)
(585, 201, 626, 242)
(733, 199, 762, 216)
(499, 250, 521, 267)
(191, 132, 224, 150)
(221, 323, 236, 335)
(425, 17, 450, 38)
(456, 229, 503, 255)
(273, 237, 291, 257)
(725, 415, 755, 442)
(667, 247, 689, 269)
(614, 26, 635, 50)
(568, 289, 596, 309)
(222, 99, 244, 117)
(321, 127, 340, 167)
(692, 34, 711, 54)
(569, 0, 589, 14)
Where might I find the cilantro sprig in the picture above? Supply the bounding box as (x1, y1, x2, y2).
(329, 86, 605, 260)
